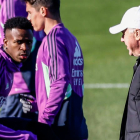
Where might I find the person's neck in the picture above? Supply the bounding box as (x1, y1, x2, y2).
(44, 18, 62, 35)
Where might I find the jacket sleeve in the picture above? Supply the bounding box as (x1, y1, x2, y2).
(0, 124, 37, 140)
(40, 37, 70, 125)
(0, 54, 4, 86)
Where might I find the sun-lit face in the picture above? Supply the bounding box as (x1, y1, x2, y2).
(26, 2, 45, 31)
(121, 29, 140, 57)
(4, 28, 33, 63)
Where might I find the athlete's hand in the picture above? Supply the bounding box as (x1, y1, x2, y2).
(20, 94, 38, 113)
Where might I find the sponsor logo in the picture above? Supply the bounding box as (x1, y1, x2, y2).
(73, 58, 83, 66)
(72, 41, 84, 86)
(72, 69, 83, 77)
(74, 42, 81, 57)
(73, 41, 83, 66)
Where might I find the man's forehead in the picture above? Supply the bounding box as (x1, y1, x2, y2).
(5, 28, 33, 39)
(26, 2, 33, 10)
(11, 28, 22, 35)
(6, 28, 22, 36)
(26, 1, 41, 12)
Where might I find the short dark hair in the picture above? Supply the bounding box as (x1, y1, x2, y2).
(23, 0, 60, 17)
(4, 16, 33, 36)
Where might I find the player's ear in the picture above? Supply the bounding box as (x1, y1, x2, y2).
(40, 6, 48, 17)
(134, 29, 140, 40)
(3, 38, 8, 46)
(3, 38, 8, 51)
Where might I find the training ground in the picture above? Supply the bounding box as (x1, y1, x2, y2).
(61, 0, 140, 139)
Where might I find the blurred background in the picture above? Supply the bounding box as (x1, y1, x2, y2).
(60, 0, 140, 140)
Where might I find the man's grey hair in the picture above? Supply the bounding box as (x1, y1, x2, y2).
(128, 28, 136, 33)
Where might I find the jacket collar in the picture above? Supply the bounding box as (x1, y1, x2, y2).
(0, 45, 22, 72)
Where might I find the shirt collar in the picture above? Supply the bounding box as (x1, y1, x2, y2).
(47, 23, 64, 35)
(0, 44, 22, 72)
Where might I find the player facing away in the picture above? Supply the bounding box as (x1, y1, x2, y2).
(0, 16, 37, 139)
(21, 0, 88, 139)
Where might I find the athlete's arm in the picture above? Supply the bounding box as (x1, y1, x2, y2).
(40, 37, 69, 125)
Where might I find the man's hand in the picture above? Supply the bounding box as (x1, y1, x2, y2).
(20, 94, 38, 113)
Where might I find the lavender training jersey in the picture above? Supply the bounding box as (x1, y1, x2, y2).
(0, 45, 21, 101)
(0, 45, 37, 140)
(0, 0, 45, 95)
(36, 23, 88, 139)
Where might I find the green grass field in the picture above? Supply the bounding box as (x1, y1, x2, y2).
(61, 0, 140, 140)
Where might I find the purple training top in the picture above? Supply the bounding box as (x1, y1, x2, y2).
(35, 23, 88, 139)
(0, 0, 45, 95)
(9, 72, 30, 96)
(36, 23, 84, 124)
(0, 45, 37, 139)
(0, 45, 21, 100)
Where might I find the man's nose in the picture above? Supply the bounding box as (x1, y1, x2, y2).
(27, 15, 31, 21)
(21, 43, 29, 51)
